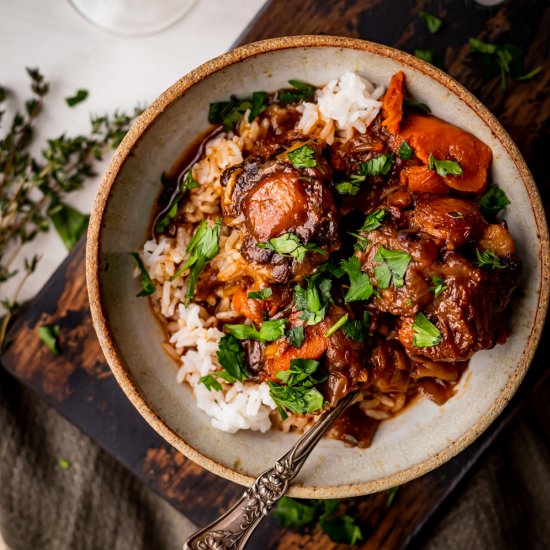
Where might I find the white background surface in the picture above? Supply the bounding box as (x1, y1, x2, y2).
(0, 0, 266, 306)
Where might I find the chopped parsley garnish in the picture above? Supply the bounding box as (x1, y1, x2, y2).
(414, 49, 434, 64)
(208, 91, 268, 131)
(475, 249, 507, 270)
(37, 323, 60, 354)
(293, 276, 332, 325)
(286, 325, 305, 348)
(340, 256, 374, 303)
(198, 374, 223, 392)
(323, 313, 349, 338)
(225, 319, 287, 343)
(403, 98, 432, 114)
(58, 458, 71, 469)
(48, 202, 89, 251)
(216, 333, 250, 382)
(130, 252, 156, 297)
(428, 152, 463, 177)
(269, 359, 326, 420)
(320, 514, 363, 546)
(247, 287, 272, 300)
(398, 140, 414, 160)
(155, 171, 200, 233)
(65, 89, 88, 107)
(278, 80, 316, 104)
(479, 185, 510, 218)
(275, 497, 321, 528)
(429, 276, 447, 298)
(373, 247, 411, 289)
(386, 486, 399, 508)
(360, 209, 386, 232)
(170, 218, 221, 304)
(342, 312, 370, 342)
(257, 232, 326, 262)
(335, 154, 394, 195)
(287, 144, 317, 168)
(469, 38, 541, 91)
(418, 10, 443, 34)
(412, 312, 442, 347)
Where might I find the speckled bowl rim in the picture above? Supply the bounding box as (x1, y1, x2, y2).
(86, 35, 550, 499)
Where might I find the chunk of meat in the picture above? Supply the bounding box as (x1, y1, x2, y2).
(399, 114, 492, 194)
(479, 223, 515, 257)
(221, 140, 341, 283)
(382, 71, 405, 134)
(369, 336, 411, 393)
(400, 165, 448, 195)
(412, 196, 487, 250)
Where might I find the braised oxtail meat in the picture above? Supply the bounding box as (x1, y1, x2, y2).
(220, 140, 341, 282)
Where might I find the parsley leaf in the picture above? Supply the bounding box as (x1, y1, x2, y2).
(247, 287, 272, 300)
(278, 80, 316, 104)
(249, 91, 268, 122)
(287, 144, 317, 168)
(58, 458, 71, 469)
(320, 514, 363, 546)
(403, 98, 432, 114)
(216, 334, 249, 381)
(479, 185, 510, 218)
(428, 152, 463, 177)
(334, 173, 365, 196)
(475, 249, 507, 269)
(286, 325, 305, 348)
(324, 313, 349, 338)
(48, 202, 89, 251)
(360, 209, 386, 232)
(342, 312, 370, 342)
(418, 10, 443, 34)
(130, 252, 156, 297)
(429, 276, 447, 298)
(340, 256, 374, 302)
(412, 312, 442, 347)
(170, 218, 221, 304)
(225, 319, 287, 343)
(198, 374, 223, 392)
(37, 323, 60, 354)
(398, 140, 414, 160)
(335, 154, 394, 195)
(516, 66, 542, 81)
(386, 486, 399, 508)
(275, 359, 326, 387)
(257, 232, 326, 262)
(65, 89, 88, 107)
(275, 497, 319, 528)
(294, 276, 332, 325)
(155, 171, 199, 234)
(414, 49, 434, 64)
(373, 247, 411, 289)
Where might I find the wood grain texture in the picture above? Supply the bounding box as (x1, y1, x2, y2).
(2, 0, 549, 548)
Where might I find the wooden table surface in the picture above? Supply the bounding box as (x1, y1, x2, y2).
(2, 0, 549, 548)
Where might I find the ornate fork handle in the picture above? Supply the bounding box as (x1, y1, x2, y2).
(183, 391, 358, 550)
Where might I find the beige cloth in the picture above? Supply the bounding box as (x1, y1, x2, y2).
(1, 364, 549, 549)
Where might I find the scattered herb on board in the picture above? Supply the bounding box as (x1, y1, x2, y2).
(386, 486, 400, 507)
(247, 287, 272, 300)
(479, 185, 510, 218)
(287, 144, 317, 168)
(429, 276, 447, 298)
(475, 249, 507, 270)
(340, 256, 374, 303)
(293, 274, 332, 325)
(65, 88, 88, 107)
(286, 325, 305, 348)
(418, 10, 443, 34)
(342, 311, 370, 342)
(37, 323, 60, 354)
(129, 253, 155, 297)
(278, 80, 316, 104)
(275, 498, 363, 545)
(58, 458, 71, 469)
(170, 218, 221, 304)
(398, 140, 414, 160)
(269, 359, 326, 419)
(428, 152, 463, 177)
(469, 38, 542, 90)
(225, 318, 287, 343)
(0, 67, 142, 350)
(374, 247, 411, 289)
(412, 312, 442, 347)
(257, 232, 326, 262)
(414, 49, 434, 64)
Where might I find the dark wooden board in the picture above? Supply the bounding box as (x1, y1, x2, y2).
(2, 0, 550, 548)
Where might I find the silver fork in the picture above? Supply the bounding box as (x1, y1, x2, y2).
(183, 390, 358, 550)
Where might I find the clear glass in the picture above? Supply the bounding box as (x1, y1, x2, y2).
(68, 0, 196, 36)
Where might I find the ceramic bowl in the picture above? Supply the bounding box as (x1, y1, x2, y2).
(86, 35, 549, 498)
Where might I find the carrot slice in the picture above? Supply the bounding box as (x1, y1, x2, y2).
(231, 290, 263, 325)
(382, 71, 405, 134)
(400, 165, 448, 195)
(399, 114, 492, 194)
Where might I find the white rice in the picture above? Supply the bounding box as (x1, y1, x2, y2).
(137, 71, 393, 435)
